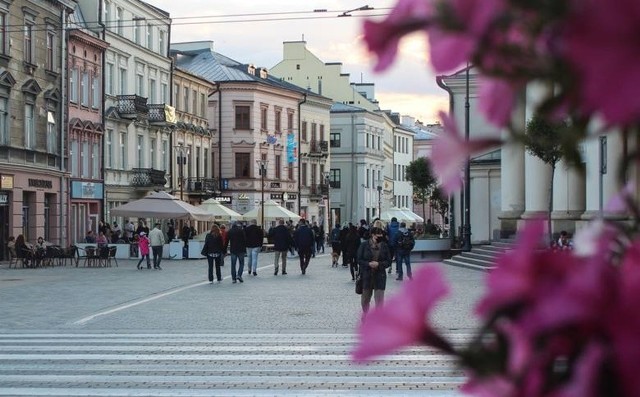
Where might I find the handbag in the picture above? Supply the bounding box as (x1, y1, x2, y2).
(200, 246, 208, 257)
(355, 272, 363, 295)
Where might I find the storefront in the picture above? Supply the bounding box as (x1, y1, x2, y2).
(70, 181, 103, 244)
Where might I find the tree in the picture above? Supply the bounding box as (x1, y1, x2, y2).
(406, 157, 438, 222)
(430, 187, 449, 229)
(524, 115, 568, 244)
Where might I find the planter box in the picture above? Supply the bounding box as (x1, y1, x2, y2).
(413, 238, 451, 251)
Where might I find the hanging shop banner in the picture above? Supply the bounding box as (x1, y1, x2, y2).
(287, 133, 297, 164)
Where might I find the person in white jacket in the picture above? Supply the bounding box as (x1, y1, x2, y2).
(148, 223, 166, 270)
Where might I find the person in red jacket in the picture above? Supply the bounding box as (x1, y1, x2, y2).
(136, 232, 151, 270)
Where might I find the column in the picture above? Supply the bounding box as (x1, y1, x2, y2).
(499, 91, 525, 238)
(551, 159, 585, 234)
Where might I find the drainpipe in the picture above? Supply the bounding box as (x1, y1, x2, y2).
(297, 93, 307, 214)
(436, 75, 456, 246)
(98, 0, 107, 228)
(167, 16, 173, 193)
(59, 5, 68, 246)
(350, 113, 356, 221)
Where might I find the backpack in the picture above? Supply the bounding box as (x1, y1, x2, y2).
(330, 228, 341, 243)
(398, 231, 415, 251)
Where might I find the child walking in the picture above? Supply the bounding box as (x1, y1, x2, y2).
(137, 232, 151, 270)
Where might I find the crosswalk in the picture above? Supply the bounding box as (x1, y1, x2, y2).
(0, 333, 471, 396)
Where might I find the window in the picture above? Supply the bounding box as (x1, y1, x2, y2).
(91, 75, 100, 109)
(235, 105, 250, 129)
(81, 71, 89, 106)
(146, 24, 153, 50)
(0, 97, 7, 145)
(119, 67, 127, 94)
(234, 153, 250, 177)
(69, 69, 78, 103)
(105, 129, 113, 168)
(311, 164, 317, 185)
(173, 83, 179, 108)
(301, 163, 307, 186)
(134, 17, 142, 44)
(103, 0, 111, 30)
(288, 163, 293, 180)
(23, 23, 34, 64)
(301, 121, 307, 141)
(150, 138, 156, 169)
(82, 141, 89, 178)
(203, 148, 208, 177)
(330, 132, 340, 148)
(186, 145, 192, 177)
(92, 142, 99, 178)
(274, 108, 281, 132)
(200, 93, 206, 117)
(24, 103, 34, 149)
(136, 73, 144, 96)
(149, 78, 156, 103)
(46, 30, 55, 71)
(275, 155, 281, 179)
(330, 169, 341, 189)
(192, 89, 197, 114)
(195, 146, 200, 177)
(46, 112, 56, 154)
(70, 141, 78, 176)
(0, 11, 7, 55)
(116, 7, 123, 35)
(311, 123, 317, 142)
(162, 140, 168, 171)
(106, 63, 114, 95)
(137, 135, 144, 168)
(320, 124, 325, 141)
(159, 30, 166, 56)
(183, 87, 189, 112)
(260, 105, 268, 131)
(366, 169, 370, 188)
(119, 132, 127, 169)
(161, 82, 168, 103)
(287, 112, 294, 132)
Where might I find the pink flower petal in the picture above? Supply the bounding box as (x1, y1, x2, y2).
(351, 265, 450, 362)
(479, 77, 522, 128)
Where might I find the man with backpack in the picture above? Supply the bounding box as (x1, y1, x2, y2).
(393, 222, 415, 281)
(330, 223, 342, 267)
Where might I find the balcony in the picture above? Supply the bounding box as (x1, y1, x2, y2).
(117, 95, 148, 119)
(186, 177, 219, 194)
(309, 183, 329, 201)
(131, 168, 167, 187)
(148, 104, 176, 126)
(309, 139, 328, 157)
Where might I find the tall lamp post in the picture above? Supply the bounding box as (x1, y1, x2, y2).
(462, 65, 472, 251)
(175, 145, 189, 201)
(322, 171, 330, 228)
(377, 183, 383, 219)
(257, 159, 268, 230)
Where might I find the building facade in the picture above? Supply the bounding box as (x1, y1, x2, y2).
(0, 0, 75, 254)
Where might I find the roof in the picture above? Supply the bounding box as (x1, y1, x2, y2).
(330, 102, 368, 113)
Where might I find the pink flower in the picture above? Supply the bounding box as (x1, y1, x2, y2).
(563, 0, 640, 125)
(479, 77, 523, 128)
(362, 0, 433, 72)
(351, 265, 449, 362)
(428, 0, 506, 73)
(461, 374, 516, 397)
(431, 111, 500, 194)
(548, 343, 605, 397)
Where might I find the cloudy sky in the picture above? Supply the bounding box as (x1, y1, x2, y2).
(150, 0, 448, 124)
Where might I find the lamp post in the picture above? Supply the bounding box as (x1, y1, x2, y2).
(462, 65, 472, 251)
(257, 159, 268, 230)
(322, 171, 330, 227)
(175, 145, 189, 201)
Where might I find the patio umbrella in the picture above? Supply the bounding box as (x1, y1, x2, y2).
(198, 198, 244, 221)
(242, 200, 301, 222)
(401, 207, 425, 223)
(110, 191, 214, 221)
(379, 206, 415, 223)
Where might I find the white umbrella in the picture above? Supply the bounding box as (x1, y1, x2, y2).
(401, 207, 425, 223)
(110, 191, 214, 221)
(198, 198, 244, 221)
(242, 200, 301, 221)
(379, 206, 415, 223)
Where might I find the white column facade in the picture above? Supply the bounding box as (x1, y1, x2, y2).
(551, 160, 586, 233)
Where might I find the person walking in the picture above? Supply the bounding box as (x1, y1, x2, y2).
(269, 219, 292, 275)
(329, 223, 342, 267)
(344, 225, 361, 281)
(136, 232, 151, 270)
(357, 227, 391, 314)
(202, 224, 225, 284)
(393, 222, 415, 280)
(226, 221, 247, 283)
(244, 219, 263, 276)
(385, 217, 400, 274)
(294, 219, 315, 275)
(149, 222, 165, 270)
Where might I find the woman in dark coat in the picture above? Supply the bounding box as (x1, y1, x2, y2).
(202, 224, 225, 283)
(357, 227, 391, 314)
(344, 225, 361, 281)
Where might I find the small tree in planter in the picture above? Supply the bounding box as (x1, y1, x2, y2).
(430, 187, 449, 234)
(406, 157, 438, 221)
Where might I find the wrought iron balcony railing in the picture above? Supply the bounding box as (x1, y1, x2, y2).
(117, 95, 148, 118)
(148, 104, 176, 125)
(131, 168, 167, 187)
(185, 177, 219, 194)
(309, 140, 329, 157)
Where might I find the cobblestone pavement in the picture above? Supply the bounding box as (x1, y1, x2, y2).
(0, 251, 484, 396)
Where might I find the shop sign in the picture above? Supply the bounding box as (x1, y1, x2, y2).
(271, 193, 283, 200)
(0, 192, 8, 205)
(71, 181, 104, 199)
(270, 182, 281, 188)
(0, 175, 13, 189)
(238, 193, 250, 201)
(28, 179, 52, 189)
(286, 194, 297, 200)
(213, 196, 232, 204)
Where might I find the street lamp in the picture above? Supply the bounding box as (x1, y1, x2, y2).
(322, 171, 330, 228)
(462, 65, 472, 251)
(257, 159, 268, 229)
(175, 145, 189, 201)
